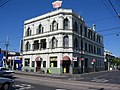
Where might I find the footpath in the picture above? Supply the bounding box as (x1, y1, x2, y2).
(15, 70, 120, 90)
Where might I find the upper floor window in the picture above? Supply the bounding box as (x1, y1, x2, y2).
(80, 25, 83, 35)
(85, 42, 87, 51)
(81, 40, 83, 50)
(26, 42, 31, 51)
(33, 40, 39, 50)
(63, 36, 69, 48)
(37, 24, 44, 34)
(26, 27, 31, 36)
(63, 18, 69, 29)
(52, 37, 58, 48)
(40, 39, 46, 49)
(52, 20, 58, 31)
(84, 27, 87, 37)
(74, 38, 79, 49)
(73, 21, 78, 33)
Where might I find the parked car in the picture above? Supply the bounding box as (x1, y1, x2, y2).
(0, 67, 15, 78)
(0, 77, 14, 90)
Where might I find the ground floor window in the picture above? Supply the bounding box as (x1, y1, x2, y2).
(74, 61, 78, 67)
(25, 59, 30, 66)
(43, 61, 46, 67)
(50, 57, 57, 67)
(32, 61, 35, 67)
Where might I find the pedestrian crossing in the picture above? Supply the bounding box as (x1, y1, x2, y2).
(91, 78, 108, 83)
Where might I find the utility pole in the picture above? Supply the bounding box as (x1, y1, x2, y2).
(5, 35, 9, 68)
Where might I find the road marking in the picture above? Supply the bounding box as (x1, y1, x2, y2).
(56, 89, 66, 90)
(14, 84, 34, 90)
(91, 79, 108, 83)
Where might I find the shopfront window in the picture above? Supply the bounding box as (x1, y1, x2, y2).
(32, 61, 35, 67)
(25, 59, 30, 66)
(50, 57, 57, 67)
(43, 61, 46, 67)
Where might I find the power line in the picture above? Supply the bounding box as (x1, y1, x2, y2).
(116, 0, 120, 9)
(0, 0, 10, 7)
(97, 26, 120, 32)
(108, 0, 120, 18)
(102, 31, 120, 36)
(101, 0, 120, 24)
(87, 16, 114, 23)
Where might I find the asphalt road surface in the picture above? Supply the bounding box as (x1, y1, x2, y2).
(78, 70, 120, 84)
(13, 70, 120, 90)
(11, 80, 67, 90)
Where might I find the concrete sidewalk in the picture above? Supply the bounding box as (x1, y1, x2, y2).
(14, 70, 117, 79)
(14, 70, 71, 79)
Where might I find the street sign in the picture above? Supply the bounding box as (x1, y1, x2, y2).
(80, 58, 84, 61)
(52, 1, 62, 9)
(72, 57, 77, 61)
(92, 59, 96, 62)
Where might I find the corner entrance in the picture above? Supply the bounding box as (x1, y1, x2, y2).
(62, 56, 71, 73)
(35, 56, 42, 72)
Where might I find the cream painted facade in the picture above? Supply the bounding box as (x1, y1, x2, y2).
(21, 9, 104, 74)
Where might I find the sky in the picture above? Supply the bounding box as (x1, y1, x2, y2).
(0, 0, 120, 56)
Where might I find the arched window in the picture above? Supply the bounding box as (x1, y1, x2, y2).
(37, 24, 43, 34)
(73, 21, 78, 32)
(26, 42, 31, 51)
(52, 20, 58, 31)
(63, 18, 69, 29)
(74, 38, 79, 49)
(63, 36, 69, 48)
(26, 27, 31, 36)
(52, 37, 58, 48)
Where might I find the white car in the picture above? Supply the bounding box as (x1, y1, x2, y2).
(0, 67, 15, 78)
(0, 77, 14, 90)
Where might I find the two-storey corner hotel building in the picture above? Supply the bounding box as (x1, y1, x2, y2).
(21, 9, 104, 74)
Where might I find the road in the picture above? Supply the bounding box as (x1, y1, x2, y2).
(11, 80, 64, 90)
(12, 70, 120, 90)
(78, 70, 120, 84)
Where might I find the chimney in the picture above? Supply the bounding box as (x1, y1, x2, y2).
(92, 24, 96, 31)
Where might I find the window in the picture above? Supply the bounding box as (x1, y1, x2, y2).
(63, 18, 69, 29)
(37, 24, 44, 34)
(84, 27, 87, 37)
(74, 38, 79, 49)
(52, 20, 58, 31)
(88, 44, 91, 52)
(74, 61, 78, 67)
(26, 42, 31, 51)
(80, 25, 83, 35)
(93, 33, 96, 41)
(33, 40, 39, 50)
(40, 39, 46, 49)
(81, 40, 83, 50)
(94, 46, 96, 54)
(88, 30, 90, 39)
(32, 61, 35, 67)
(73, 21, 78, 32)
(43, 61, 46, 67)
(50, 57, 57, 67)
(25, 59, 30, 66)
(52, 37, 58, 48)
(91, 45, 93, 53)
(63, 36, 69, 48)
(26, 27, 31, 36)
(85, 42, 87, 51)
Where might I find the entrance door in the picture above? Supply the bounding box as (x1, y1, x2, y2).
(62, 60, 71, 73)
(84, 58, 88, 73)
(36, 61, 41, 72)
